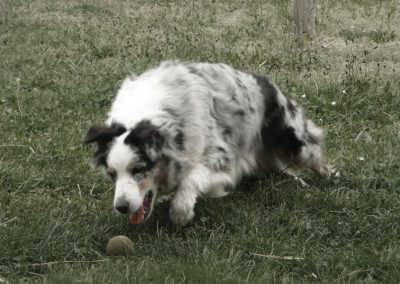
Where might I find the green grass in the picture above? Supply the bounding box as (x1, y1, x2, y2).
(339, 29, 396, 43)
(1, 0, 400, 283)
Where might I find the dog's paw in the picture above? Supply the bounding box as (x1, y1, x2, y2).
(313, 163, 332, 177)
(169, 201, 194, 227)
(293, 176, 309, 187)
(323, 164, 338, 177)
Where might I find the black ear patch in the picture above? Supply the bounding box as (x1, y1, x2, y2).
(84, 124, 127, 145)
(124, 120, 164, 162)
(83, 123, 127, 166)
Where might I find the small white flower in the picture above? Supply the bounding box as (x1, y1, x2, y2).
(358, 157, 365, 161)
(331, 101, 337, 106)
(342, 89, 347, 94)
(335, 171, 341, 177)
(301, 94, 306, 98)
(311, 273, 317, 279)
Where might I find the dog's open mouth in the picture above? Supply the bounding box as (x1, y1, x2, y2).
(129, 191, 153, 224)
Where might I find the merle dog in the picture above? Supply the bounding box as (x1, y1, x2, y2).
(84, 61, 329, 226)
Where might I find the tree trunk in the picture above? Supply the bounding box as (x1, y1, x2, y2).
(294, 0, 316, 40)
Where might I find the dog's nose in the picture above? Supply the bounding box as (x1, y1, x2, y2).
(115, 201, 130, 214)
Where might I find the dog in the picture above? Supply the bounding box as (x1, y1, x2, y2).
(84, 61, 329, 227)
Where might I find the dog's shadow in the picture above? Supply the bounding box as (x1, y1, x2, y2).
(110, 170, 332, 237)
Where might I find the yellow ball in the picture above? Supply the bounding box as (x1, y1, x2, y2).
(105, 235, 134, 256)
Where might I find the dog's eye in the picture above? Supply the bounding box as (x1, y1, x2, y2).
(131, 167, 146, 176)
(130, 162, 154, 176)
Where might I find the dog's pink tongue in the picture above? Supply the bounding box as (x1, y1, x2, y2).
(129, 206, 145, 224)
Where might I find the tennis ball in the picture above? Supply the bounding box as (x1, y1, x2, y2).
(105, 235, 134, 256)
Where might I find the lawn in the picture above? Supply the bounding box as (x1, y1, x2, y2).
(1, 0, 400, 283)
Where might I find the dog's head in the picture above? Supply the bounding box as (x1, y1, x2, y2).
(84, 120, 164, 224)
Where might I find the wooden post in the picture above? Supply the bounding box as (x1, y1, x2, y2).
(294, 0, 316, 40)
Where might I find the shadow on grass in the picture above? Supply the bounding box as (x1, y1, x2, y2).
(108, 170, 333, 238)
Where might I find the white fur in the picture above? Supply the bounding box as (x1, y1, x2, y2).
(107, 133, 143, 212)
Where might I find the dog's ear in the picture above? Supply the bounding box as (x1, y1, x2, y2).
(124, 120, 164, 162)
(84, 126, 115, 145)
(83, 124, 127, 167)
(83, 124, 127, 145)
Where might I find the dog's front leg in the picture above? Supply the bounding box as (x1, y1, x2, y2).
(169, 164, 210, 227)
(170, 185, 198, 227)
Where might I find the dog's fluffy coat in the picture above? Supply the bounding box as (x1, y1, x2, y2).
(85, 61, 328, 226)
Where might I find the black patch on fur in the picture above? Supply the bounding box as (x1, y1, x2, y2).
(223, 127, 233, 139)
(84, 123, 126, 145)
(286, 100, 297, 118)
(124, 120, 164, 163)
(235, 77, 246, 91)
(253, 74, 305, 158)
(174, 160, 182, 176)
(164, 107, 178, 117)
(252, 74, 279, 116)
(187, 65, 203, 78)
(234, 109, 245, 116)
(130, 162, 156, 176)
(212, 97, 217, 107)
(84, 123, 127, 167)
(217, 146, 226, 153)
(174, 130, 185, 151)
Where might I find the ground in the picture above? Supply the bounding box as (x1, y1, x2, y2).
(1, 0, 400, 283)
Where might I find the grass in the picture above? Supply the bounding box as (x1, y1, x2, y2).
(1, 0, 400, 282)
